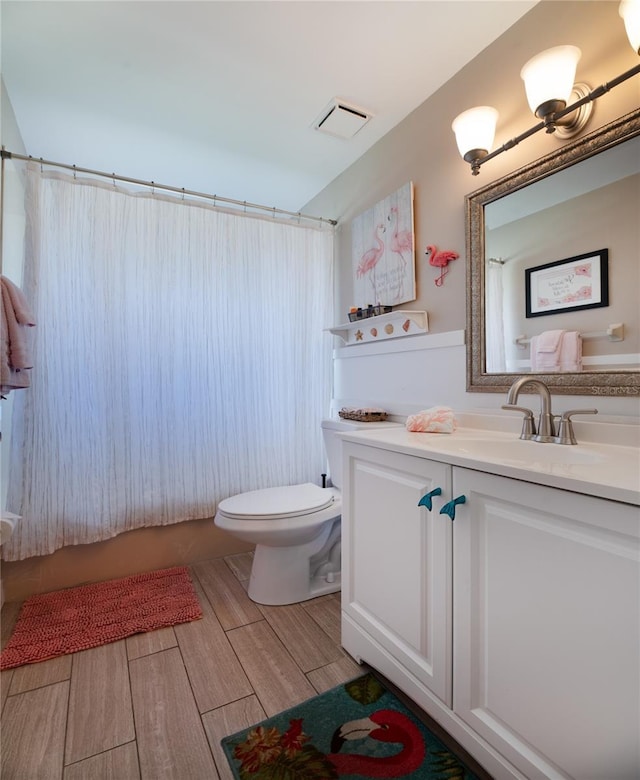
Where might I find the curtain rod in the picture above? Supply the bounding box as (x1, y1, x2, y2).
(0, 150, 338, 227)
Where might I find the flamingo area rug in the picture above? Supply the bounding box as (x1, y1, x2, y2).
(221, 673, 481, 779)
(0, 566, 202, 670)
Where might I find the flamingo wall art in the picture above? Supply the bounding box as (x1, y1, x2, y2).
(352, 182, 415, 307)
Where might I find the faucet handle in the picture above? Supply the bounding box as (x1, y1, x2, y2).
(501, 404, 536, 440)
(555, 408, 598, 445)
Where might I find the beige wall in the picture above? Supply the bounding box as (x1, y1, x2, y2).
(304, 1, 639, 400)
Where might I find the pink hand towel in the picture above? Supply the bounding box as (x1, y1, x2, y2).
(1, 276, 36, 393)
(536, 329, 565, 352)
(530, 329, 565, 371)
(1, 276, 36, 328)
(406, 406, 456, 433)
(530, 330, 582, 372)
(559, 331, 582, 372)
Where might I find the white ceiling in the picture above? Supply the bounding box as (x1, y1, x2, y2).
(1, 1, 537, 215)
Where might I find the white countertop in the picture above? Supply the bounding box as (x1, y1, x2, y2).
(339, 425, 640, 506)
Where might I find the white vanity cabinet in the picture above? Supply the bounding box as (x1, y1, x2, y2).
(341, 438, 640, 780)
(453, 467, 639, 780)
(341, 442, 453, 706)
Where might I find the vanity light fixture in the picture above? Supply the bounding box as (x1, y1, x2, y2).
(451, 106, 499, 171)
(621, 0, 640, 53)
(453, 0, 640, 174)
(520, 45, 591, 138)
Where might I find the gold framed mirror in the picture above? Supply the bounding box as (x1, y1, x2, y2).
(466, 107, 640, 396)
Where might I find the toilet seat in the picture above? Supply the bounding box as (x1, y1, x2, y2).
(213, 418, 402, 605)
(217, 482, 334, 521)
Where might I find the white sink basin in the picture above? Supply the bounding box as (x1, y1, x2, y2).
(424, 435, 605, 466)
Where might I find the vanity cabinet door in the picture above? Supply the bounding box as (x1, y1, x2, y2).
(452, 467, 640, 780)
(341, 442, 453, 705)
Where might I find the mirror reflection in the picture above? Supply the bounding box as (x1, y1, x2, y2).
(484, 136, 639, 374)
(467, 108, 640, 396)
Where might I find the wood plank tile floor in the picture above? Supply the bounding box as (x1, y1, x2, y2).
(0, 553, 362, 780)
(0, 552, 493, 780)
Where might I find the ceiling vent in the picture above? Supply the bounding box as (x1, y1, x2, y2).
(312, 99, 372, 139)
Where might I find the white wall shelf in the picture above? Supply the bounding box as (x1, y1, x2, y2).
(327, 310, 428, 346)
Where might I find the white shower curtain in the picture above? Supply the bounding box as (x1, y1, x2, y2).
(4, 166, 334, 561)
(485, 259, 506, 373)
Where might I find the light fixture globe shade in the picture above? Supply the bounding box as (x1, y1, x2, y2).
(451, 106, 498, 158)
(620, 0, 640, 53)
(520, 45, 581, 117)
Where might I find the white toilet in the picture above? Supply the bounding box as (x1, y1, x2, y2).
(214, 417, 400, 605)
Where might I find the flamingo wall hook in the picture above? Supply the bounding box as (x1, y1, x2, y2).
(426, 245, 459, 286)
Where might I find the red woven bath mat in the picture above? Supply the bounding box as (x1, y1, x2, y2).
(0, 566, 202, 669)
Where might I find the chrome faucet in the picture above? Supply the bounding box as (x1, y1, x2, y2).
(503, 377, 556, 442)
(502, 377, 598, 444)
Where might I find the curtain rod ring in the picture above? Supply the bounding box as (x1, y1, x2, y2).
(73, 164, 77, 180)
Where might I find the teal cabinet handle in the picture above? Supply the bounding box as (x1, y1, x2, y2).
(418, 488, 442, 511)
(439, 494, 466, 521)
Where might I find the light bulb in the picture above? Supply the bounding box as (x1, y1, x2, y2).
(620, 0, 640, 53)
(520, 45, 581, 119)
(451, 106, 499, 160)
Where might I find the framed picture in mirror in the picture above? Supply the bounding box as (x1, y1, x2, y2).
(525, 249, 609, 318)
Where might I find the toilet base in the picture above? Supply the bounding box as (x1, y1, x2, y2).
(248, 554, 341, 605)
(247, 519, 341, 605)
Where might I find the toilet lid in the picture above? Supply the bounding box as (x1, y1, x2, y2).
(218, 483, 335, 520)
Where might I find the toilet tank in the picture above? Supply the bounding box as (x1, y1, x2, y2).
(321, 418, 401, 489)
